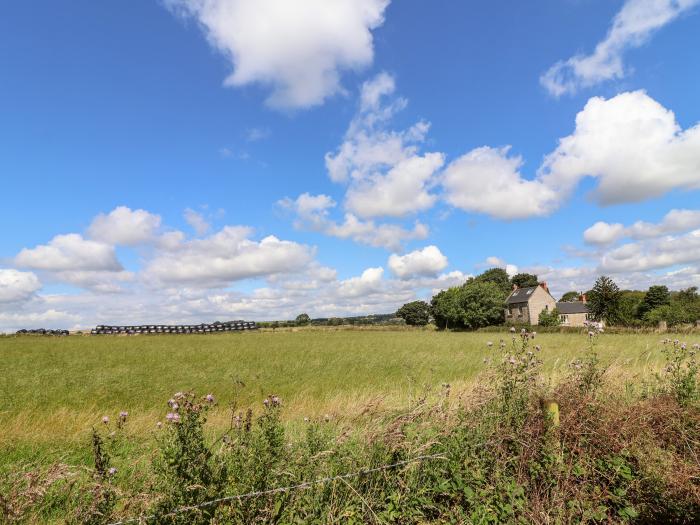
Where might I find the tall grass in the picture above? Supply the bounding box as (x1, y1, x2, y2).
(2, 329, 698, 523)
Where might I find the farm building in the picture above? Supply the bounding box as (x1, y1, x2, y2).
(556, 295, 593, 327)
(504, 282, 556, 326)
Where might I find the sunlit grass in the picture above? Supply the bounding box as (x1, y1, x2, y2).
(0, 329, 691, 472)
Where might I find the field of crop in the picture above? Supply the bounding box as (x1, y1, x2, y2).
(0, 329, 683, 472)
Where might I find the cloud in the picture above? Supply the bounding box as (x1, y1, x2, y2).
(279, 193, 429, 251)
(484, 256, 518, 277)
(0, 269, 41, 303)
(345, 153, 444, 218)
(246, 127, 270, 142)
(583, 221, 627, 245)
(184, 208, 212, 236)
(584, 209, 700, 245)
(443, 91, 700, 219)
(442, 146, 558, 219)
(599, 228, 700, 273)
(337, 266, 384, 297)
(540, 91, 700, 205)
(88, 206, 161, 246)
(325, 72, 442, 218)
(15, 234, 123, 272)
(166, 0, 390, 109)
(143, 226, 315, 287)
(541, 0, 700, 96)
(388, 245, 448, 279)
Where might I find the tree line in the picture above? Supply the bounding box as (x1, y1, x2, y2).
(396, 269, 700, 329)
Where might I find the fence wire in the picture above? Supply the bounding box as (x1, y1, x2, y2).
(107, 453, 446, 525)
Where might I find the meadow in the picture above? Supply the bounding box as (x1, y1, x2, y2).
(1, 329, 699, 523)
(0, 329, 678, 469)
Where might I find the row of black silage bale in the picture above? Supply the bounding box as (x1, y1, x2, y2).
(15, 328, 70, 336)
(90, 320, 257, 335)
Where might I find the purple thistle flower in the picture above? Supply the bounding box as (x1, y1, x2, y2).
(102, 416, 109, 425)
(205, 394, 215, 403)
(119, 411, 128, 420)
(156, 421, 162, 428)
(107, 467, 117, 476)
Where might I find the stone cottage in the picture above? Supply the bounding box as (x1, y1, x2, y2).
(556, 294, 593, 327)
(505, 282, 557, 325)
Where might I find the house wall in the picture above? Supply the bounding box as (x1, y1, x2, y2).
(505, 302, 530, 324)
(560, 312, 588, 327)
(527, 286, 557, 326)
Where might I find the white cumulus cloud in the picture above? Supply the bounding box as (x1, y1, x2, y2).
(584, 209, 700, 245)
(388, 246, 448, 279)
(325, 72, 442, 218)
(166, 0, 390, 109)
(88, 206, 161, 246)
(541, 0, 700, 96)
(15, 234, 123, 272)
(143, 226, 315, 287)
(0, 269, 41, 303)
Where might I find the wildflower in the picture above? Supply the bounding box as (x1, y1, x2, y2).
(263, 398, 270, 407)
(107, 467, 117, 477)
(102, 416, 109, 425)
(324, 414, 331, 422)
(509, 356, 517, 365)
(535, 345, 541, 351)
(205, 394, 215, 403)
(521, 328, 526, 334)
(271, 395, 280, 406)
(588, 331, 594, 338)
(119, 411, 128, 420)
(510, 327, 516, 333)
(156, 421, 162, 429)
(681, 343, 687, 350)
(487, 341, 493, 347)
(531, 332, 537, 338)
(304, 417, 310, 423)
(166, 412, 180, 423)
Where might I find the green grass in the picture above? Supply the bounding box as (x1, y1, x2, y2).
(0, 329, 691, 472)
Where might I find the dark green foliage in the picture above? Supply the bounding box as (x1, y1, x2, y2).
(396, 300, 431, 326)
(638, 285, 671, 318)
(617, 290, 646, 326)
(559, 291, 579, 302)
(510, 273, 539, 289)
(430, 288, 462, 329)
(430, 277, 506, 330)
(294, 313, 311, 326)
(588, 276, 622, 324)
(538, 307, 561, 327)
(474, 267, 512, 296)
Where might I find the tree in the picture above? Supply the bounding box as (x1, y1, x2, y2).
(295, 313, 311, 326)
(538, 307, 561, 327)
(430, 288, 463, 330)
(396, 301, 431, 326)
(637, 285, 671, 319)
(510, 273, 539, 289)
(588, 276, 622, 324)
(617, 291, 646, 326)
(559, 291, 579, 302)
(458, 280, 506, 329)
(475, 268, 512, 297)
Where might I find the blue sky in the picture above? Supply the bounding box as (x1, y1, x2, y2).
(1, 0, 700, 330)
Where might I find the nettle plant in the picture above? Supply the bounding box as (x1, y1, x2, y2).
(659, 339, 699, 406)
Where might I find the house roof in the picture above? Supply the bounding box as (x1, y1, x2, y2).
(556, 301, 590, 314)
(505, 286, 539, 305)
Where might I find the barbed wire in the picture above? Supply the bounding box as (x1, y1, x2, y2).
(107, 453, 446, 525)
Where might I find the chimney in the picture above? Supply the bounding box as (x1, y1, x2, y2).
(539, 281, 549, 293)
(579, 293, 587, 303)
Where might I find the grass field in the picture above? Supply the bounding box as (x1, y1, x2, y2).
(0, 328, 688, 473)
